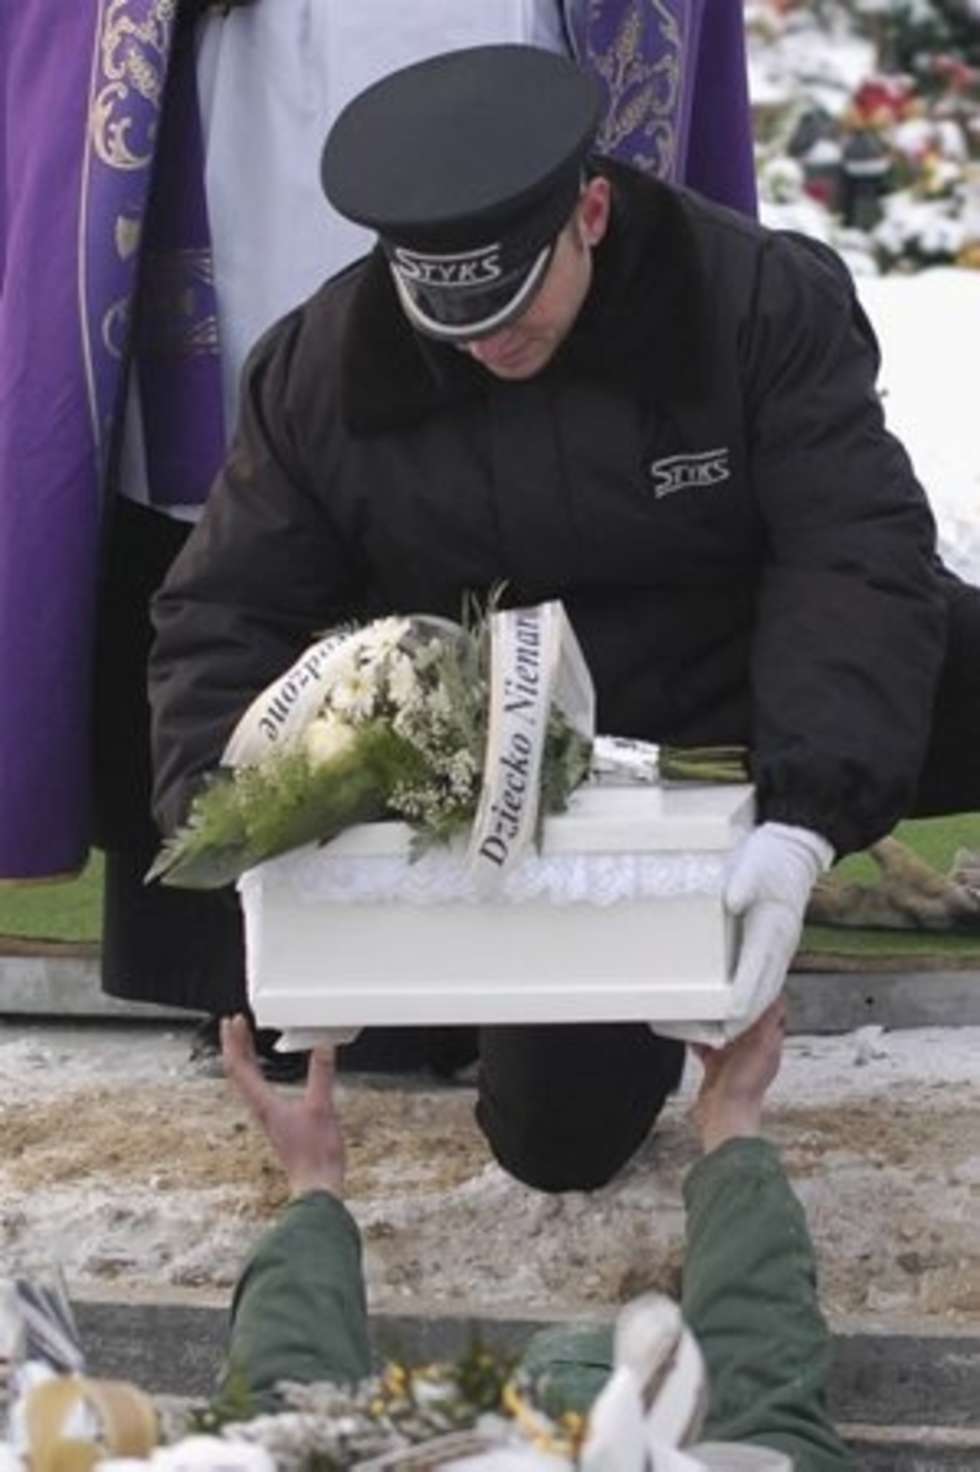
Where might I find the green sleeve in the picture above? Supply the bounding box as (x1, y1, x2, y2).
(220, 1190, 372, 1412)
(682, 1138, 855, 1472)
(515, 1323, 614, 1420)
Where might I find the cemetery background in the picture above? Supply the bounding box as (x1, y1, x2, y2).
(2, 5, 980, 1463)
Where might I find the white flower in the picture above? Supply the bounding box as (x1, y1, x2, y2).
(303, 714, 357, 767)
(386, 651, 422, 709)
(352, 617, 410, 667)
(330, 667, 378, 721)
(425, 684, 453, 722)
(447, 748, 479, 797)
(149, 1436, 275, 1472)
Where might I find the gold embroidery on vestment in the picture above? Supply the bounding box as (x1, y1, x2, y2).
(101, 297, 130, 359)
(139, 247, 221, 357)
(90, 0, 177, 171)
(115, 213, 143, 260)
(586, 0, 685, 179)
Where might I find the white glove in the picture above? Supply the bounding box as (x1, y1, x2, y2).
(654, 822, 833, 1050)
(723, 821, 833, 1039)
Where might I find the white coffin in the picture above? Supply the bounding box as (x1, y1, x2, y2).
(239, 784, 755, 1030)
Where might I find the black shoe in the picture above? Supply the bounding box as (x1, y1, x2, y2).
(337, 1026, 479, 1081)
(252, 1026, 309, 1084)
(188, 1015, 223, 1076)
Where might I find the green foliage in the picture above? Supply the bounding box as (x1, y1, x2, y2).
(189, 1361, 258, 1437)
(535, 715, 595, 846)
(149, 744, 391, 890)
(239, 740, 385, 859)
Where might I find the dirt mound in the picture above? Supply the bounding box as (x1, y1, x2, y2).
(1, 1080, 484, 1214)
(3, 1022, 980, 1323)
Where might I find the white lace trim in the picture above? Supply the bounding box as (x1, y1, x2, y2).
(247, 846, 726, 907)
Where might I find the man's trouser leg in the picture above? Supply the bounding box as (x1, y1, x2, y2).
(476, 1023, 685, 1192)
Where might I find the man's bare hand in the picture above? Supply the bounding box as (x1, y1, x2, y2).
(221, 1015, 346, 1200)
(690, 999, 786, 1155)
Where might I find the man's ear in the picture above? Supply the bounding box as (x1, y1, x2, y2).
(579, 175, 612, 248)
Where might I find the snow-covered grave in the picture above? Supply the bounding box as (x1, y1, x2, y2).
(5, 1017, 980, 1327)
(746, 3, 875, 121)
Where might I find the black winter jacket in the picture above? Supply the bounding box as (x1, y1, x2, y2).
(149, 162, 946, 855)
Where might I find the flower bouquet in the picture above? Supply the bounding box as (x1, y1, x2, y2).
(149, 608, 594, 892)
(149, 598, 752, 897)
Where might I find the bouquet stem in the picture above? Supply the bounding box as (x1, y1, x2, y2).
(659, 745, 750, 785)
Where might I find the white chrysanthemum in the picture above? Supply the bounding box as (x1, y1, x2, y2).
(303, 714, 357, 768)
(315, 643, 360, 697)
(330, 668, 377, 721)
(386, 651, 422, 709)
(352, 617, 410, 666)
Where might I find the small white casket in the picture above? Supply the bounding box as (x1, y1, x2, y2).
(239, 782, 754, 1032)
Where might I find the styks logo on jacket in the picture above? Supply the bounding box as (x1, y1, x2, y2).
(649, 448, 731, 499)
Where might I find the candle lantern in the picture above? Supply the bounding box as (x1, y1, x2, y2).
(802, 137, 844, 212)
(842, 129, 893, 229)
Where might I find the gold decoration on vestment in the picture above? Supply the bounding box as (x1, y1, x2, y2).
(90, 0, 177, 171)
(138, 246, 221, 357)
(115, 212, 143, 259)
(585, 0, 685, 179)
(101, 297, 131, 359)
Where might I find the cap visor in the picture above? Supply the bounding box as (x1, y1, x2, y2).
(391, 244, 553, 342)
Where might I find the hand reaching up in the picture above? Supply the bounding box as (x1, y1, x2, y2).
(691, 998, 786, 1155)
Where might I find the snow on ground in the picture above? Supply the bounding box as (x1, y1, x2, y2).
(856, 269, 980, 584)
(3, 1018, 980, 1328)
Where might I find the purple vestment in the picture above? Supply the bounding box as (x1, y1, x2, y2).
(0, 1, 160, 879)
(0, 1, 224, 879)
(568, 0, 757, 215)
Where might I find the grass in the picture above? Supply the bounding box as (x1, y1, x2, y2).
(0, 853, 104, 942)
(0, 814, 978, 958)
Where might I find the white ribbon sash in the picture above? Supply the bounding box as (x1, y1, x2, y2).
(221, 628, 356, 767)
(466, 602, 594, 889)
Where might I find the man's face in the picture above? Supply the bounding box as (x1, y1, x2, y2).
(462, 176, 611, 382)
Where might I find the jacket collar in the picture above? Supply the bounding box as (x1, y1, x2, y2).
(339, 161, 710, 436)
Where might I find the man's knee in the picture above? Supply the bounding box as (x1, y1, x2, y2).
(474, 1042, 684, 1192)
(476, 1105, 656, 1192)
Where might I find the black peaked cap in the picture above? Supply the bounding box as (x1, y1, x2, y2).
(321, 45, 600, 251)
